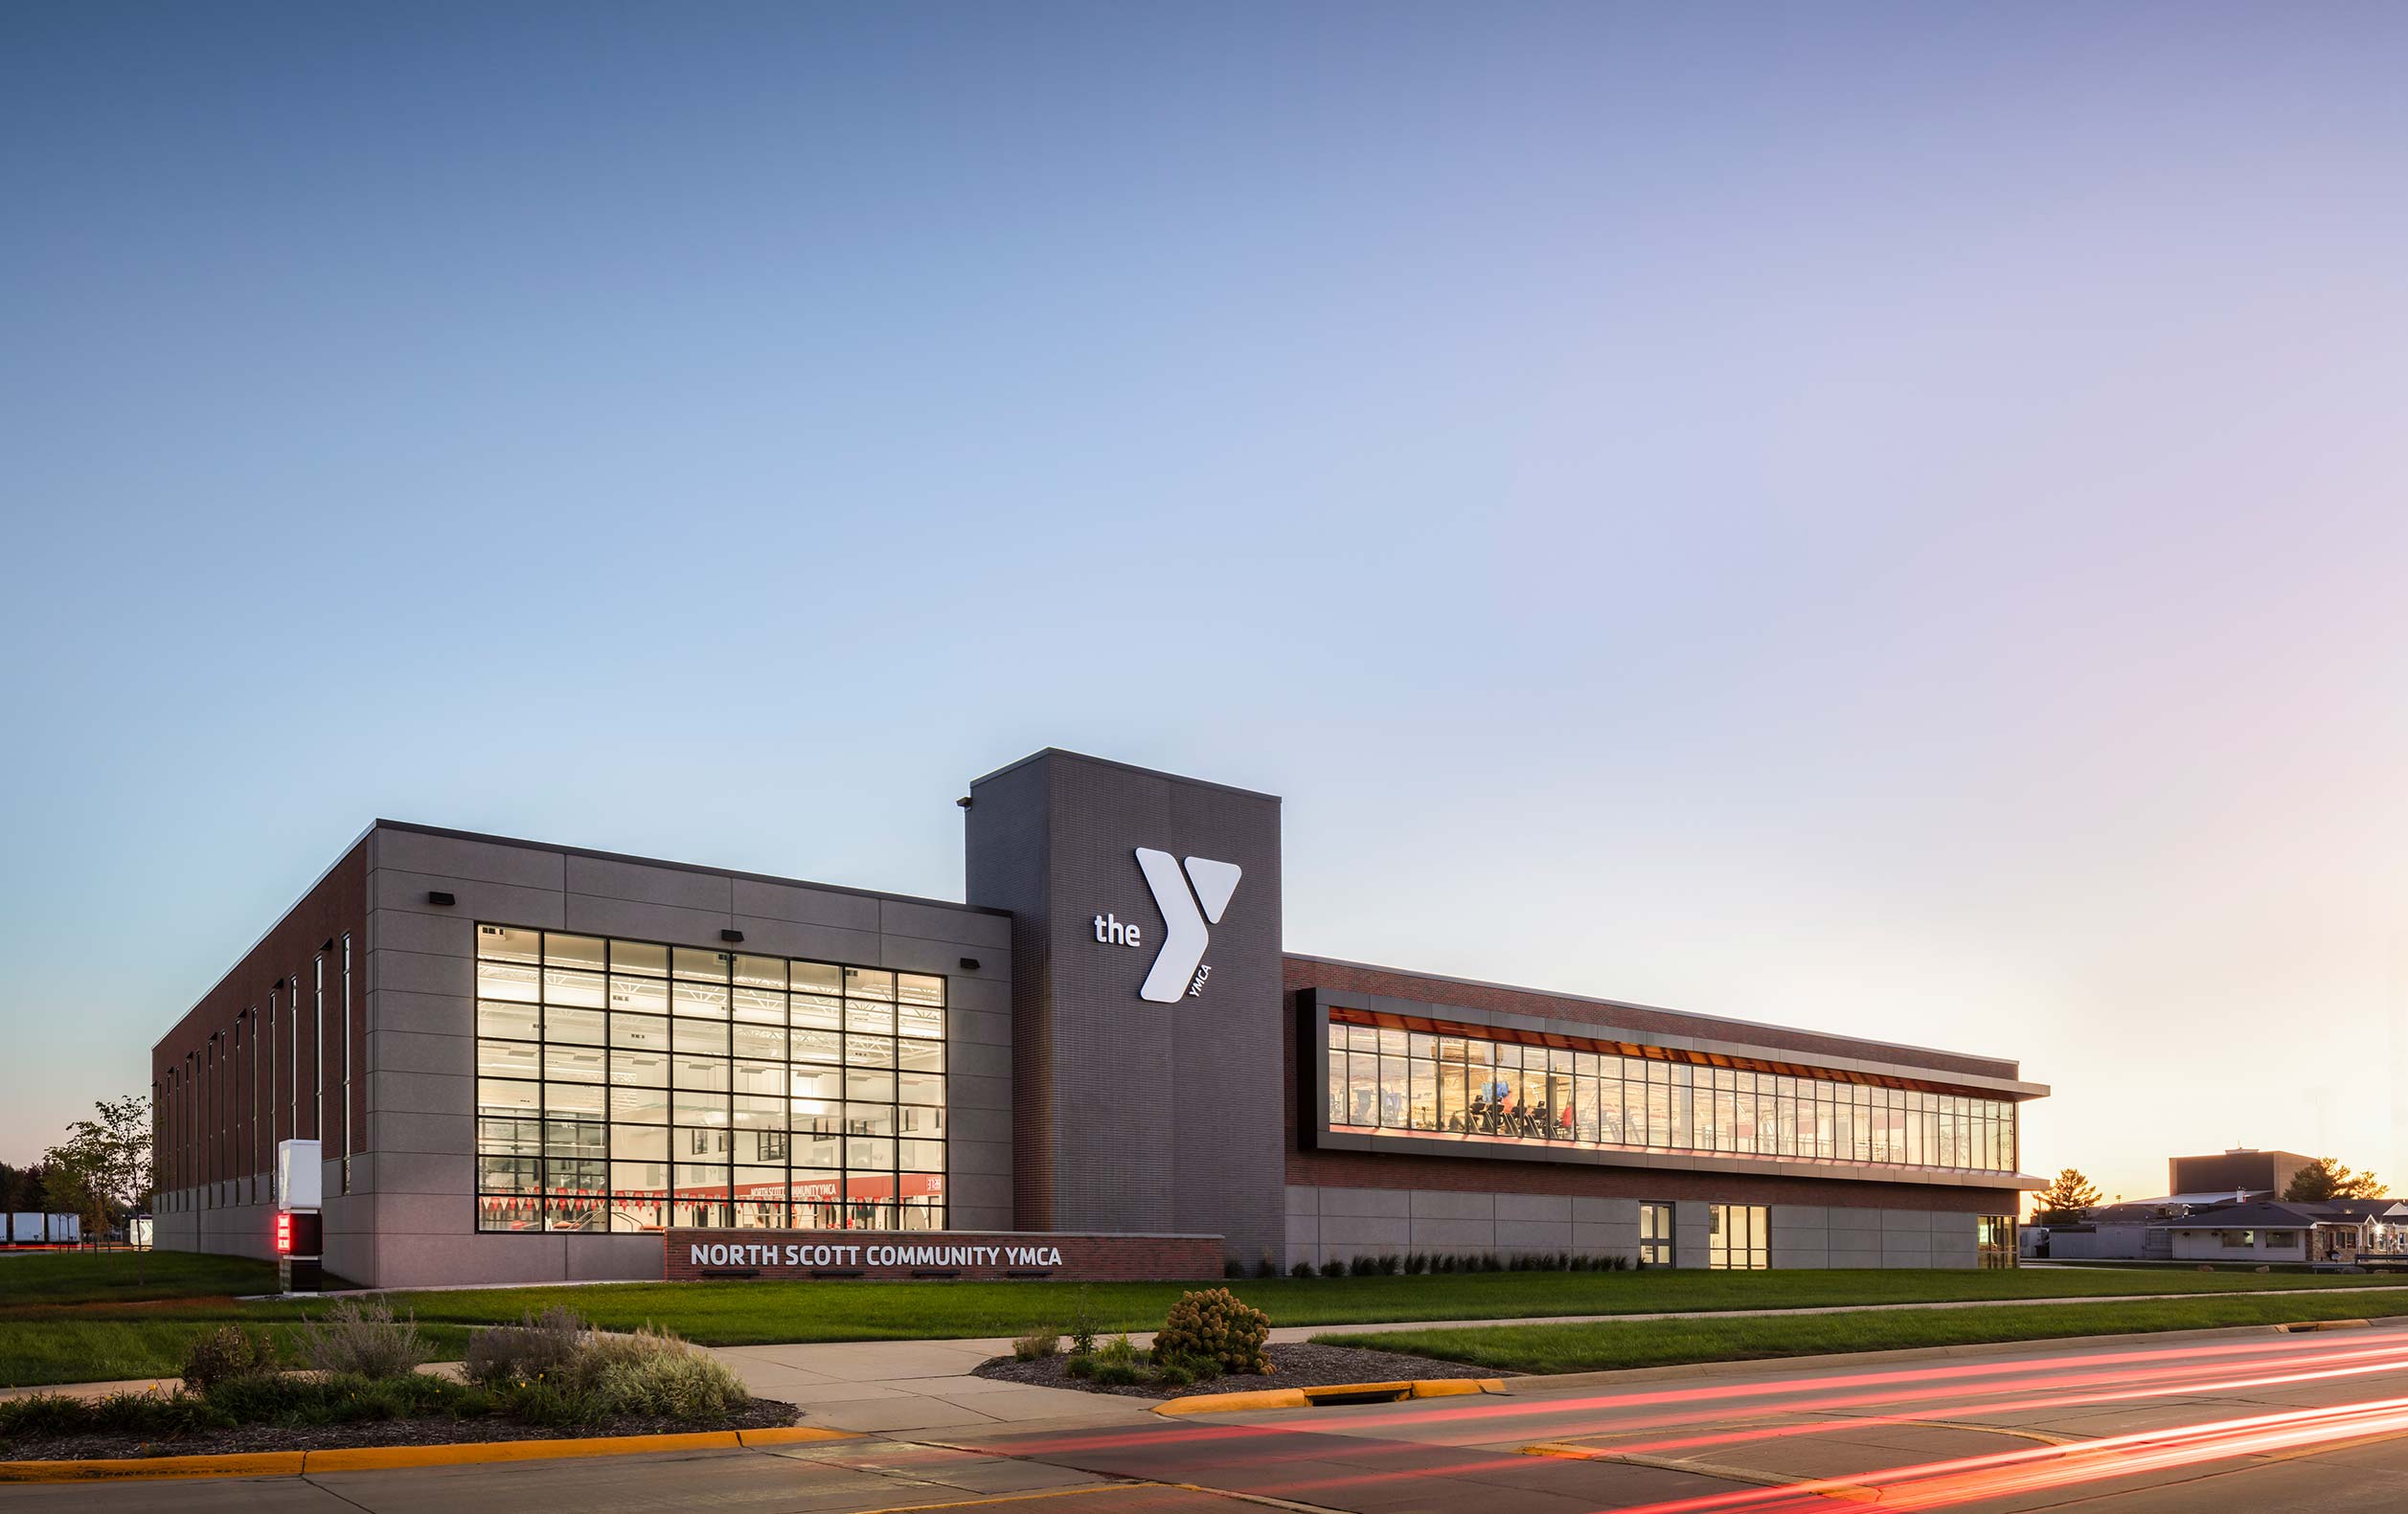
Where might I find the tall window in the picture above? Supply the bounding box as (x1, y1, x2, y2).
(286, 978, 300, 1143)
(313, 954, 327, 1141)
(1977, 1214, 2016, 1269)
(340, 934, 354, 1192)
(266, 985, 281, 1202)
(205, 1037, 218, 1206)
(1324, 1016, 2018, 1173)
(247, 1008, 261, 1201)
(473, 925, 948, 1234)
(1639, 1202, 1675, 1267)
(1709, 1205, 1769, 1270)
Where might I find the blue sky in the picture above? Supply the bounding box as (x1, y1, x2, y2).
(4, 2, 2403, 1202)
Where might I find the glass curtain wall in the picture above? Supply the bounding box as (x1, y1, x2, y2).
(474, 924, 946, 1233)
(1325, 1019, 2018, 1175)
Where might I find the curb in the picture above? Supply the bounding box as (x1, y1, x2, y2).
(1154, 1378, 1505, 1416)
(0, 1424, 856, 1484)
(2277, 1319, 2371, 1333)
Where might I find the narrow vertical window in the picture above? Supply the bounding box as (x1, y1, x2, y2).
(288, 978, 300, 1143)
(248, 1008, 261, 1201)
(341, 934, 354, 1191)
(313, 955, 327, 1141)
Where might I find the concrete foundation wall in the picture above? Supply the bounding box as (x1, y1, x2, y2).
(1284, 1186, 1984, 1269)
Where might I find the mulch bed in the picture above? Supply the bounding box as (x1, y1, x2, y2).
(973, 1341, 1511, 1400)
(0, 1396, 798, 1463)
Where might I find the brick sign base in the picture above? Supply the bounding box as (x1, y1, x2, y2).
(664, 1229, 1225, 1281)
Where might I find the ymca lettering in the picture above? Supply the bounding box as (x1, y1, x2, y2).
(687, 1242, 1067, 1269)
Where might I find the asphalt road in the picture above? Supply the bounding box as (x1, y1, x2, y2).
(19, 1321, 2408, 1513)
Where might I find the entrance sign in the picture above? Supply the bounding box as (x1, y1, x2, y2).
(661, 1228, 1223, 1281)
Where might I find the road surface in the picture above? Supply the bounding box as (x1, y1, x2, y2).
(15, 1321, 2408, 1511)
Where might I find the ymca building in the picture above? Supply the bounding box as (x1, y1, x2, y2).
(152, 749, 2046, 1287)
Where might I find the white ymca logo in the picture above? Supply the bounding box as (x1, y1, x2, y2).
(1131, 848, 1240, 1003)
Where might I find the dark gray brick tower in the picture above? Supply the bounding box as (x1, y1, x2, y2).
(964, 750, 1284, 1265)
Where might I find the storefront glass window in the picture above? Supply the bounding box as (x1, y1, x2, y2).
(1323, 1013, 2019, 1175)
(476, 924, 944, 1233)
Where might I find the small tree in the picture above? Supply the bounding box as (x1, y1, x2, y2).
(2033, 1168, 2101, 1222)
(42, 1095, 154, 1278)
(2284, 1157, 2385, 1203)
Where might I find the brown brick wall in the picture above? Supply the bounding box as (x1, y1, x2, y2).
(151, 840, 367, 1203)
(662, 1230, 1225, 1281)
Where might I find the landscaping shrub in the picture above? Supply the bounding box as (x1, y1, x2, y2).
(1066, 1288, 1100, 1356)
(1092, 1360, 1143, 1386)
(1379, 1254, 1402, 1277)
(1318, 1258, 1345, 1278)
(1290, 1261, 1313, 1278)
(1065, 1354, 1097, 1380)
(499, 1380, 607, 1429)
(1346, 1255, 1374, 1277)
(1012, 1331, 1060, 1362)
(1255, 1252, 1278, 1279)
(545, 1324, 747, 1419)
(181, 1323, 281, 1392)
(0, 1389, 230, 1440)
(585, 1340, 748, 1418)
(465, 1304, 586, 1387)
(1224, 1257, 1244, 1278)
(83, 1387, 233, 1435)
(1152, 1288, 1272, 1377)
(299, 1299, 431, 1380)
(1153, 1361, 1193, 1389)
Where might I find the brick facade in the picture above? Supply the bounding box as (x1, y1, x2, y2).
(151, 838, 369, 1245)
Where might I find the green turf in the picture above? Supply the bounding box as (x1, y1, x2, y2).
(5, 1255, 2405, 1388)
(1325, 1293, 2408, 1374)
(0, 1250, 279, 1305)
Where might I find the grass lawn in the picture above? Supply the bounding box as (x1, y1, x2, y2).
(1325, 1291, 2408, 1374)
(5, 1253, 2407, 1388)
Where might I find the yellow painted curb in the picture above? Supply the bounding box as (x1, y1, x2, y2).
(1154, 1389, 1310, 1415)
(304, 1430, 743, 1471)
(0, 1424, 861, 1483)
(2277, 1319, 2371, 1333)
(0, 1452, 307, 1483)
(738, 1426, 861, 1447)
(1154, 1378, 1506, 1416)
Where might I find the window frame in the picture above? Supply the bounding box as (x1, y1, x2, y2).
(473, 924, 948, 1235)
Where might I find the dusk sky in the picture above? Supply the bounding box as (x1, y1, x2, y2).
(4, 2, 2403, 1206)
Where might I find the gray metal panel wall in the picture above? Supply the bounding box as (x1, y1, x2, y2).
(359, 823, 1012, 1288)
(966, 752, 1285, 1264)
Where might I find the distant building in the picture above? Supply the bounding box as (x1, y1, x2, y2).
(2168, 1149, 2314, 1200)
(2158, 1199, 2407, 1264)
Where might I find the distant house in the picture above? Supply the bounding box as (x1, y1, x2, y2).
(2155, 1200, 2408, 1264)
(2035, 1192, 2267, 1261)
